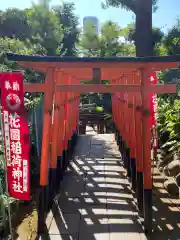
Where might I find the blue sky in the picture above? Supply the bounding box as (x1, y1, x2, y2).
(1, 0, 180, 33)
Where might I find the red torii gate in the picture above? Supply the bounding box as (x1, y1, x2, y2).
(7, 53, 179, 234)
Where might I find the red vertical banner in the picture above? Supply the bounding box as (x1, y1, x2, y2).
(149, 72, 158, 151)
(0, 72, 30, 200)
(149, 72, 158, 126)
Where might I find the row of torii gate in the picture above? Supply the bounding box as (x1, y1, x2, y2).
(7, 53, 180, 235)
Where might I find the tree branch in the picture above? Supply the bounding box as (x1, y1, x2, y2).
(102, 0, 137, 13)
(102, 0, 158, 14)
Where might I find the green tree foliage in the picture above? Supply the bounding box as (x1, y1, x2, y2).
(100, 21, 122, 56)
(164, 18, 180, 55)
(158, 99, 180, 153)
(0, 0, 79, 58)
(27, 1, 64, 55)
(158, 18, 180, 98)
(78, 21, 135, 57)
(0, 0, 80, 81)
(102, 0, 158, 56)
(154, 42, 167, 56)
(101, 0, 158, 13)
(0, 8, 31, 41)
(78, 22, 100, 57)
(120, 23, 164, 52)
(156, 18, 180, 165)
(126, 25, 164, 47)
(155, 18, 180, 57)
(0, 37, 46, 72)
(53, 2, 80, 56)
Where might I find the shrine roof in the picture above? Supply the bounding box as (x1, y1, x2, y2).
(6, 53, 180, 63)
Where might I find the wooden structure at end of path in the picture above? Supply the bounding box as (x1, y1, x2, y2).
(7, 53, 180, 235)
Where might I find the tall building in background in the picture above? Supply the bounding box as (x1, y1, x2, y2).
(83, 16, 99, 34)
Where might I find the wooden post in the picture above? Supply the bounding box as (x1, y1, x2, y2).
(64, 95, 69, 150)
(116, 77, 125, 167)
(38, 68, 55, 234)
(128, 73, 137, 192)
(134, 72, 144, 215)
(71, 90, 79, 149)
(62, 74, 72, 170)
(54, 71, 66, 189)
(123, 75, 131, 179)
(111, 78, 119, 143)
(140, 68, 152, 233)
(92, 68, 101, 84)
(117, 77, 123, 151)
(49, 71, 63, 203)
(67, 75, 75, 157)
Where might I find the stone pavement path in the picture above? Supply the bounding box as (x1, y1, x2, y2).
(44, 127, 147, 240)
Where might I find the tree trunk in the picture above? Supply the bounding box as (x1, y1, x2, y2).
(135, 0, 153, 56)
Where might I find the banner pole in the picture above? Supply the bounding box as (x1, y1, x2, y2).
(0, 104, 14, 239)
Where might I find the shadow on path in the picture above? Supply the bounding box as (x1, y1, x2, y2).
(42, 127, 180, 240)
(43, 127, 146, 239)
